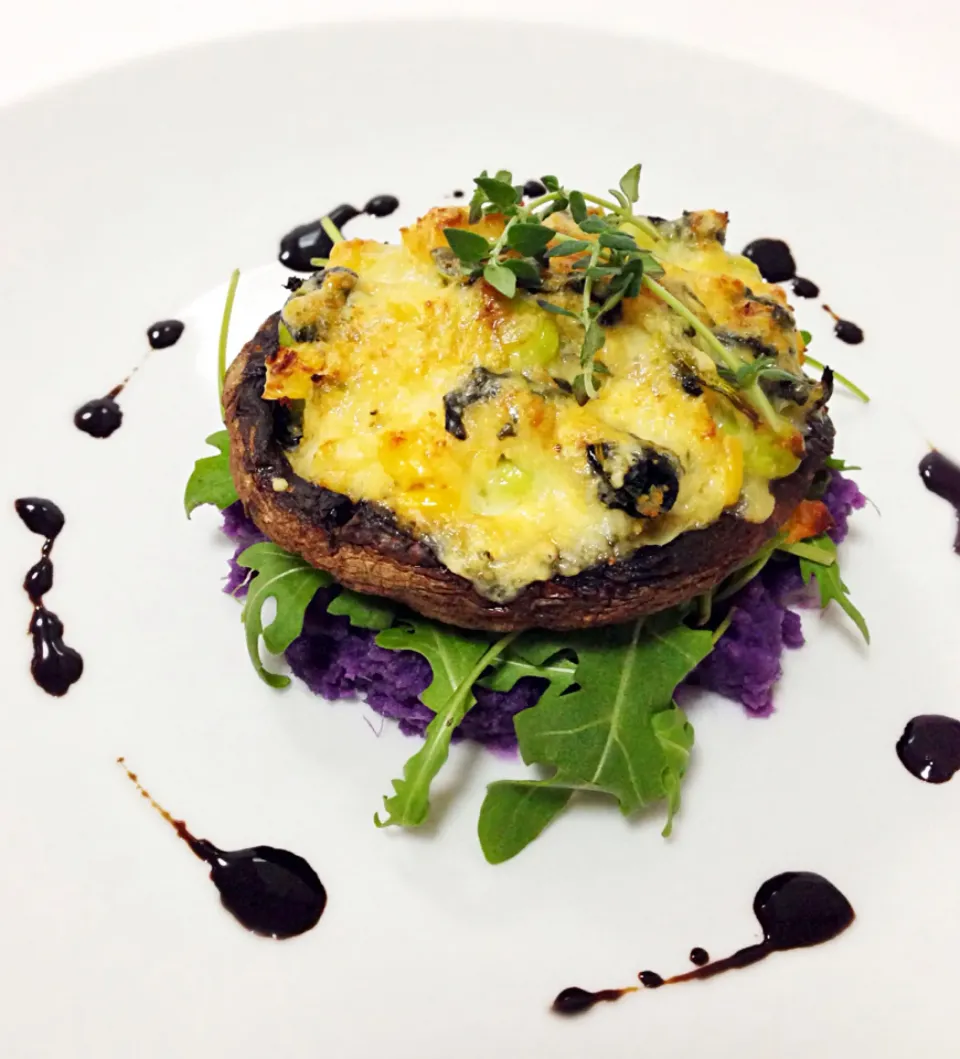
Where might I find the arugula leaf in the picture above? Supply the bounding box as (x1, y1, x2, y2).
(478, 780, 574, 864)
(237, 543, 332, 688)
(444, 228, 490, 262)
(327, 589, 396, 630)
(375, 618, 492, 711)
(825, 457, 862, 472)
(184, 430, 238, 516)
(796, 535, 870, 643)
(375, 632, 518, 828)
(514, 618, 712, 817)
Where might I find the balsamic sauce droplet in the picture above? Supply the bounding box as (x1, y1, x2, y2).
(14, 498, 83, 697)
(452, 188, 465, 198)
(823, 304, 864, 345)
(147, 318, 185, 350)
(919, 450, 960, 552)
(552, 872, 853, 1017)
(279, 197, 399, 272)
(896, 715, 960, 783)
(792, 276, 820, 298)
(551, 986, 636, 1016)
(74, 396, 123, 438)
(741, 238, 797, 284)
(118, 761, 327, 939)
(523, 178, 547, 198)
(363, 194, 399, 218)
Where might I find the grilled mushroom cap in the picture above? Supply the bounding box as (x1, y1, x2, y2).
(223, 313, 834, 632)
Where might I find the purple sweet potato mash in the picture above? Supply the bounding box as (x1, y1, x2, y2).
(221, 473, 865, 745)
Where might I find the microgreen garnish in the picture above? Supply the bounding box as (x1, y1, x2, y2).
(803, 354, 870, 403)
(217, 268, 240, 407)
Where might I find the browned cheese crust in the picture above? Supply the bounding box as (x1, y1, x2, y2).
(224, 314, 834, 631)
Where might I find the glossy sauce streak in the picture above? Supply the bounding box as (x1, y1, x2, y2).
(553, 872, 853, 1016)
(897, 715, 960, 783)
(919, 450, 960, 552)
(74, 319, 185, 438)
(551, 986, 637, 1015)
(823, 304, 864, 345)
(117, 760, 327, 938)
(279, 195, 400, 272)
(14, 498, 83, 696)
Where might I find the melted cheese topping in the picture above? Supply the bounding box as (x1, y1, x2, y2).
(264, 205, 811, 601)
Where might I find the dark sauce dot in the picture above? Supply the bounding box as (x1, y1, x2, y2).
(146, 319, 185, 350)
(24, 556, 53, 603)
(551, 986, 633, 1016)
(452, 189, 465, 198)
(792, 276, 820, 298)
(689, 947, 709, 966)
(15, 497, 64, 539)
(29, 608, 84, 696)
(363, 194, 399, 218)
(896, 715, 960, 783)
(834, 319, 864, 344)
(638, 970, 665, 988)
(118, 763, 327, 939)
(15, 498, 82, 697)
(741, 238, 796, 283)
(680, 373, 703, 397)
(919, 450, 960, 553)
(284, 276, 304, 291)
(74, 396, 123, 438)
(523, 179, 547, 198)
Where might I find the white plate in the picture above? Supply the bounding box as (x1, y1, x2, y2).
(2, 20, 959, 1059)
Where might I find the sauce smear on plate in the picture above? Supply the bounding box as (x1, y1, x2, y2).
(279, 196, 400, 272)
(896, 715, 960, 783)
(919, 450, 960, 552)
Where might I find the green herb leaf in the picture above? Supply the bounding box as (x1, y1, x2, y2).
(375, 632, 518, 828)
(825, 457, 862, 471)
(800, 329, 813, 345)
(598, 231, 638, 251)
(797, 535, 870, 643)
(585, 265, 621, 280)
(494, 169, 513, 184)
(501, 258, 541, 284)
(467, 171, 488, 224)
(541, 175, 559, 192)
(578, 216, 610, 234)
(478, 780, 574, 863)
(580, 320, 606, 366)
(514, 618, 712, 817)
(619, 163, 642, 204)
(568, 190, 587, 224)
(444, 227, 490, 262)
(278, 320, 295, 348)
(237, 543, 332, 687)
(184, 430, 238, 516)
(608, 188, 630, 211)
(483, 261, 518, 298)
(327, 589, 396, 630)
(475, 177, 520, 209)
(505, 222, 557, 256)
(546, 239, 590, 258)
(780, 533, 837, 565)
(536, 298, 580, 319)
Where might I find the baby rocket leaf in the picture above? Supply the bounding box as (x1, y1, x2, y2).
(797, 535, 870, 643)
(478, 780, 574, 864)
(237, 542, 332, 688)
(327, 589, 397, 630)
(184, 430, 238, 516)
(375, 633, 518, 828)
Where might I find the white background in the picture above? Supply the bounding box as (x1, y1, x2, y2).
(1, 0, 959, 143)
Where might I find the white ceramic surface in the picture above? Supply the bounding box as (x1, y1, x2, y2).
(1, 21, 959, 1059)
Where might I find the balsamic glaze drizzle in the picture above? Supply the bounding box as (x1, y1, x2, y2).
(553, 872, 854, 1016)
(74, 320, 185, 438)
(278, 196, 400, 272)
(896, 715, 960, 783)
(919, 450, 960, 553)
(118, 760, 327, 939)
(551, 986, 636, 1015)
(14, 498, 83, 696)
(823, 304, 864, 345)
(523, 178, 547, 198)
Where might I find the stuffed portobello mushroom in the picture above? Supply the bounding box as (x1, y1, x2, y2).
(224, 197, 834, 632)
